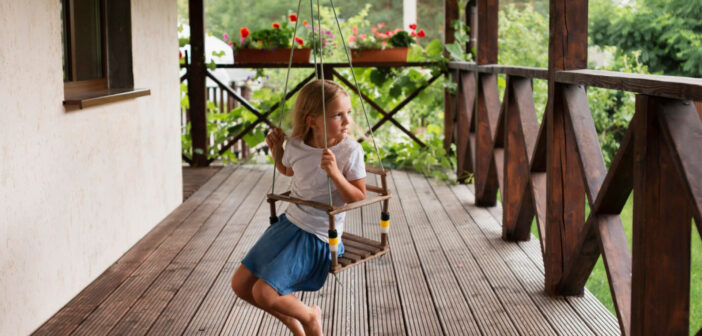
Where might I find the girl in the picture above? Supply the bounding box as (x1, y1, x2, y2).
(231, 79, 366, 336)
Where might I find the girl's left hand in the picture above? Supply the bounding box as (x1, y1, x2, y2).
(321, 149, 341, 177)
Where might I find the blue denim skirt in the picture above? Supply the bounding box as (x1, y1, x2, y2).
(241, 213, 345, 295)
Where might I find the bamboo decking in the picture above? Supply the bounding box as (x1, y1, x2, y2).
(34, 165, 619, 336)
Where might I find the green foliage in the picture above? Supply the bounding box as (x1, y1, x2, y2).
(590, 0, 702, 77)
(249, 24, 295, 50)
(388, 31, 415, 48)
(444, 20, 473, 61)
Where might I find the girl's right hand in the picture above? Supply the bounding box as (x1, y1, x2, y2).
(265, 128, 286, 151)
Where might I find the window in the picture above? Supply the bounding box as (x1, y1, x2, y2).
(60, 0, 148, 108)
(61, 0, 107, 94)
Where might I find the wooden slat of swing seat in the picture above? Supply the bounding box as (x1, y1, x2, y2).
(343, 232, 386, 250)
(343, 239, 381, 254)
(343, 245, 372, 258)
(330, 232, 390, 274)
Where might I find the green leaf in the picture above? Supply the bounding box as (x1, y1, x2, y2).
(407, 45, 425, 61)
(425, 39, 443, 57)
(243, 129, 265, 147)
(227, 123, 246, 136)
(445, 42, 465, 61)
(242, 109, 258, 122)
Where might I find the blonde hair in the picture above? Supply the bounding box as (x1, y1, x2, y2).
(290, 79, 349, 142)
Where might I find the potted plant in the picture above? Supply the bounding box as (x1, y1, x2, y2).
(348, 23, 426, 63)
(227, 14, 311, 64)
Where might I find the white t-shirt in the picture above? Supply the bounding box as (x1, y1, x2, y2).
(282, 135, 366, 242)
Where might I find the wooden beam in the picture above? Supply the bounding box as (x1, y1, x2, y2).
(188, 0, 208, 167)
(544, 0, 589, 295)
(477, 0, 498, 64)
(503, 77, 538, 241)
(456, 71, 476, 181)
(557, 70, 702, 101)
(631, 95, 692, 335)
(474, 73, 500, 206)
(444, 0, 459, 152)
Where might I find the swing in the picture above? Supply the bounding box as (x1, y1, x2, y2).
(266, 0, 391, 274)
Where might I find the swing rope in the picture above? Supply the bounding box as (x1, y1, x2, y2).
(271, 0, 386, 207)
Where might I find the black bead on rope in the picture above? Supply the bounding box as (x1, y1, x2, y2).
(381, 212, 390, 221)
(269, 216, 279, 225)
(328, 229, 338, 239)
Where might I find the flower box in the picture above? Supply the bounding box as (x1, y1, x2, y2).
(350, 48, 409, 63)
(234, 48, 311, 64)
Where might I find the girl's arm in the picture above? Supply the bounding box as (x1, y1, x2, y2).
(266, 128, 294, 177)
(270, 147, 294, 176)
(321, 149, 366, 203)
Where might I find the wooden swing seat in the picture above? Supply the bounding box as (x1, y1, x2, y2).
(267, 166, 391, 274)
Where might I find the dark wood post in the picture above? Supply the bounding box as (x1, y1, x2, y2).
(444, 0, 458, 153)
(631, 95, 692, 336)
(543, 0, 589, 295)
(502, 76, 539, 241)
(188, 0, 208, 167)
(241, 85, 252, 158)
(473, 0, 499, 206)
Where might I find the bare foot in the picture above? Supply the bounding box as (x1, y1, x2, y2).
(302, 305, 323, 336)
(281, 315, 305, 336)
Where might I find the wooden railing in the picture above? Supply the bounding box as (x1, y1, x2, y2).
(180, 72, 259, 163)
(181, 62, 439, 165)
(446, 61, 702, 335)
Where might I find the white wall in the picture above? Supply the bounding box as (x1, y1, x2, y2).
(0, 0, 182, 334)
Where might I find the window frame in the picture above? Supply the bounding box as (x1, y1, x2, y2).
(62, 0, 109, 95)
(61, 0, 149, 109)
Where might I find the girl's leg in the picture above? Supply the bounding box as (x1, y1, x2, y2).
(252, 279, 323, 336)
(231, 265, 305, 336)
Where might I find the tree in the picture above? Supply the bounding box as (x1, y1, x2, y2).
(590, 0, 702, 77)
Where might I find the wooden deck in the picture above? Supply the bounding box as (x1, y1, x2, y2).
(34, 165, 620, 335)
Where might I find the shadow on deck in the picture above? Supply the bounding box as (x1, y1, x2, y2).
(34, 165, 619, 335)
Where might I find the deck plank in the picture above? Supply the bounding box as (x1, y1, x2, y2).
(363, 175, 406, 335)
(483, 188, 621, 335)
(69, 166, 249, 336)
(216, 183, 292, 335)
(107, 168, 265, 335)
(391, 171, 482, 335)
(147, 168, 280, 335)
(409, 173, 522, 335)
(380, 172, 444, 335)
(453, 184, 601, 335)
(34, 165, 621, 336)
(32, 165, 236, 336)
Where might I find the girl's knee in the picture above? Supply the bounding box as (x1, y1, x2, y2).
(231, 268, 251, 297)
(251, 280, 274, 308)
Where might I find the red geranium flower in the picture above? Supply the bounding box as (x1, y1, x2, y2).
(417, 29, 426, 38)
(295, 36, 304, 46)
(289, 14, 297, 22)
(272, 22, 281, 29)
(409, 23, 417, 30)
(240, 27, 250, 38)
(411, 31, 417, 37)
(303, 20, 308, 25)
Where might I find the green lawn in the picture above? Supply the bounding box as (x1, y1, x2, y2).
(524, 195, 702, 335)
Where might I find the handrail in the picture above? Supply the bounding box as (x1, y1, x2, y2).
(556, 69, 702, 101)
(448, 62, 549, 79)
(447, 61, 702, 101)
